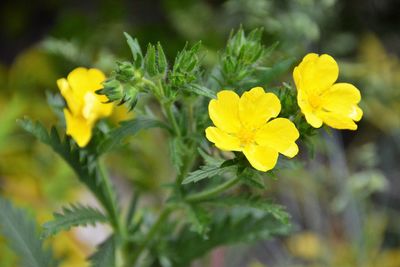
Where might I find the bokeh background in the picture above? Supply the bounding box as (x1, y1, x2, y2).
(1, 0, 400, 266)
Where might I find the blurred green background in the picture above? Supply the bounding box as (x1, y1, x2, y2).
(1, 0, 399, 266)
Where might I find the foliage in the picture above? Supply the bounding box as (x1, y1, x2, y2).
(42, 204, 108, 238)
(0, 197, 58, 267)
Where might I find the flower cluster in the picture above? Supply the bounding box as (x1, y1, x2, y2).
(206, 53, 363, 172)
(57, 67, 113, 147)
(58, 54, 362, 171)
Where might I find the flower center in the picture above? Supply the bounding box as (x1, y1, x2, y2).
(309, 94, 322, 109)
(237, 128, 256, 147)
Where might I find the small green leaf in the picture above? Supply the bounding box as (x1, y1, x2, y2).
(145, 44, 157, 76)
(42, 204, 108, 238)
(156, 42, 168, 75)
(89, 236, 115, 267)
(185, 84, 216, 99)
(204, 196, 290, 224)
(182, 164, 236, 184)
(124, 32, 143, 66)
(239, 167, 266, 189)
(185, 204, 211, 237)
(0, 197, 58, 267)
(98, 117, 170, 153)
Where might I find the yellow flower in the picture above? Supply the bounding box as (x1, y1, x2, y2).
(293, 53, 363, 130)
(205, 87, 299, 172)
(57, 67, 113, 147)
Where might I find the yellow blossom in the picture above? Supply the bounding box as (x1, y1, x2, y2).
(293, 53, 363, 130)
(205, 87, 299, 172)
(57, 67, 113, 147)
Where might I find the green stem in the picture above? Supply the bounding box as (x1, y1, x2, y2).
(98, 161, 125, 238)
(185, 175, 241, 203)
(165, 102, 181, 137)
(130, 207, 172, 265)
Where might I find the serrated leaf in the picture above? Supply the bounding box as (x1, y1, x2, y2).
(203, 196, 290, 224)
(18, 118, 118, 227)
(42, 204, 108, 238)
(165, 208, 290, 267)
(89, 236, 115, 267)
(185, 205, 211, 237)
(182, 164, 236, 184)
(0, 197, 58, 267)
(98, 117, 169, 153)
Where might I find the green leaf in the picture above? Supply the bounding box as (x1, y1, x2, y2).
(182, 164, 236, 184)
(185, 204, 211, 237)
(168, 137, 185, 173)
(203, 196, 290, 225)
(42, 204, 108, 238)
(89, 236, 116, 267)
(165, 208, 290, 267)
(0, 197, 58, 267)
(144, 44, 157, 76)
(156, 42, 168, 75)
(124, 32, 143, 66)
(185, 84, 216, 99)
(197, 148, 224, 166)
(98, 117, 170, 153)
(239, 167, 266, 189)
(17, 118, 118, 227)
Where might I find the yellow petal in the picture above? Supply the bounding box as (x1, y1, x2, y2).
(209, 90, 241, 133)
(67, 67, 91, 97)
(57, 78, 82, 116)
(294, 53, 339, 95)
(243, 144, 278, 172)
(67, 67, 105, 95)
(304, 111, 323, 128)
(83, 92, 113, 123)
(321, 83, 363, 121)
(64, 109, 94, 147)
(281, 143, 299, 158)
(239, 87, 281, 129)
(317, 111, 358, 130)
(87, 68, 106, 92)
(205, 127, 241, 151)
(293, 53, 318, 87)
(255, 118, 299, 158)
(349, 106, 363, 122)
